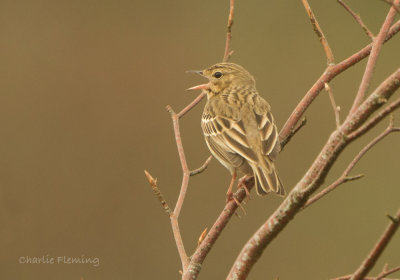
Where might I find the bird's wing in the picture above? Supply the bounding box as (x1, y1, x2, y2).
(201, 103, 258, 170)
(252, 95, 281, 160)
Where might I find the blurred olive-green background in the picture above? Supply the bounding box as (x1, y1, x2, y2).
(1, 0, 399, 279)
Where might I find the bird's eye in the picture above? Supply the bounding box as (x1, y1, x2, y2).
(214, 72, 223, 78)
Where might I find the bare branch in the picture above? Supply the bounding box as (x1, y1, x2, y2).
(279, 20, 400, 145)
(190, 156, 213, 176)
(349, 0, 399, 113)
(301, 0, 335, 65)
(349, 209, 400, 280)
(304, 120, 400, 208)
(325, 83, 341, 129)
(337, 0, 375, 39)
(223, 0, 235, 62)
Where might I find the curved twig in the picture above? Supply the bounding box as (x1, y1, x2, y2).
(223, 0, 235, 62)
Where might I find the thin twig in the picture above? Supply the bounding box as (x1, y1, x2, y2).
(304, 120, 400, 208)
(177, 92, 206, 119)
(349, 209, 400, 280)
(348, 96, 400, 140)
(337, 0, 375, 39)
(223, 0, 235, 62)
(375, 264, 400, 280)
(144, 170, 172, 214)
(190, 156, 213, 176)
(301, 0, 335, 65)
(304, 174, 363, 209)
(349, 0, 399, 114)
(279, 20, 400, 147)
(325, 83, 341, 129)
(280, 117, 307, 149)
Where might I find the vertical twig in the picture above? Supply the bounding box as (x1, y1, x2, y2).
(325, 83, 341, 129)
(349, 0, 399, 114)
(223, 0, 235, 62)
(349, 209, 400, 280)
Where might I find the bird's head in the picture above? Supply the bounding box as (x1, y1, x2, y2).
(187, 62, 255, 95)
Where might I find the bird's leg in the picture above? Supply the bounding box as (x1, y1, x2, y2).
(226, 172, 247, 216)
(238, 175, 252, 201)
(225, 171, 237, 203)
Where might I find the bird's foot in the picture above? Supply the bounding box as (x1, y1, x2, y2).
(226, 191, 247, 217)
(238, 175, 252, 201)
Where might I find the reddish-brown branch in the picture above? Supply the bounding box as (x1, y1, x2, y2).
(304, 120, 400, 208)
(349, 209, 400, 280)
(182, 177, 254, 280)
(226, 67, 400, 280)
(279, 20, 400, 146)
(301, 0, 335, 65)
(337, 0, 374, 39)
(223, 0, 235, 62)
(349, 1, 399, 114)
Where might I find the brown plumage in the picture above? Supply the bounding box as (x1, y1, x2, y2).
(189, 62, 285, 197)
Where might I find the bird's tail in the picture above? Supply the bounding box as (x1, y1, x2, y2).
(250, 157, 285, 196)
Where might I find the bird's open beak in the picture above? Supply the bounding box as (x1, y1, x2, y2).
(186, 70, 203, 75)
(186, 70, 209, 91)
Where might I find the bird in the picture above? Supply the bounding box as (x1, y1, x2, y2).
(188, 62, 285, 202)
